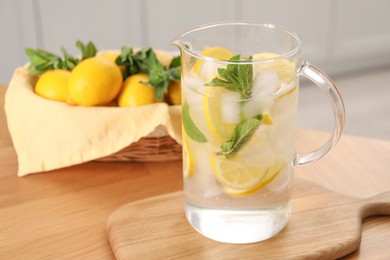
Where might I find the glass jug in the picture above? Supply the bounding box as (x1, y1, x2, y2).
(172, 22, 345, 244)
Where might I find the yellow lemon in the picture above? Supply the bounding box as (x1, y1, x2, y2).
(34, 69, 70, 102)
(182, 130, 195, 178)
(252, 52, 296, 83)
(202, 86, 237, 141)
(194, 47, 234, 82)
(68, 57, 123, 106)
(166, 80, 181, 105)
(99, 51, 125, 72)
(99, 52, 120, 62)
(118, 73, 159, 107)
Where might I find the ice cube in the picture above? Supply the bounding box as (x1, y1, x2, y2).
(219, 92, 241, 124)
(275, 79, 298, 96)
(183, 74, 205, 107)
(184, 73, 204, 93)
(252, 69, 280, 95)
(200, 61, 223, 83)
(242, 95, 274, 119)
(203, 183, 223, 198)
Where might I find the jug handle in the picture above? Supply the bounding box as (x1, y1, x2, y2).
(293, 61, 346, 166)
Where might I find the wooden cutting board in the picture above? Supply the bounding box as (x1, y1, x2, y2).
(106, 178, 390, 259)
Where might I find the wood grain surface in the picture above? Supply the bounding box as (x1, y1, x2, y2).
(107, 179, 390, 259)
(1, 86, 390, 259)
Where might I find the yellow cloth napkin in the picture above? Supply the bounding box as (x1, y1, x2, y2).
(5, 66, 182, 177)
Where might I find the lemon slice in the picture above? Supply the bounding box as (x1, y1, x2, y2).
(193, 47, 234, 82)
(222, 162, 284, 197)
(211, 154, 273, 190)
(202, 86, 237, 141)
(182, 130, 195, 178)
(193, 47, 234, 73)
(252, 52, 296, 83)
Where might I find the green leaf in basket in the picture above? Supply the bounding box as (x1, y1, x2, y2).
(25, 40, 98, 76)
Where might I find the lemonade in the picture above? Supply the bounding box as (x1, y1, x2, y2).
(174, 22, 345, 245)
(181, 48, 299, 243)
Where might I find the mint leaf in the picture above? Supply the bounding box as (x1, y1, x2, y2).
(25, 48, 57, 64)
(142, 48, 169, 100)
(205, 55, 253, 99)
(25, 40, 98, 75)
(182, 102, 207, 143)
(148, 70, 169, 100)
(25, 48, 63, 75)
(168, 56, 181, 80)
(238, 58, 253, 96)
(169, 56, 181, 68)
(220, 115, 263, 158)
(116, 46, 140, 78)
(61, 47, 79, 70)
(76, 40, 97, 60)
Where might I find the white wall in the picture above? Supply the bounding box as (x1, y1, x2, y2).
(1, 0, 390, 83)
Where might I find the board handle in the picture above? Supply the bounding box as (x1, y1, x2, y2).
(359, 191, 390, 218)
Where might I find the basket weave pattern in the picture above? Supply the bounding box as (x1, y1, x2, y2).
(96, 135, 182, 162)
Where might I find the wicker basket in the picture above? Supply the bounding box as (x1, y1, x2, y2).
(96, 125, 182, 162)
(6, 50, 182, 176)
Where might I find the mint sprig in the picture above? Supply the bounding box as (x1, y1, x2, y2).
(116, 47, 140, 77)
(205, 54, 269, 157)
(25, 49, 62, 75)
(205, 55, 253, 99)
(116, 47, 181, 100)
(25, 40, 97, 76)
(219, 115, 263, 158)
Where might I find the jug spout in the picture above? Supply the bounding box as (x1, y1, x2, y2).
(171, 39, 185, 51)
(171, 39, 179, 48)
(172, 27, 198, 54)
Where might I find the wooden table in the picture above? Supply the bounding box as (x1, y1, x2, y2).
(1, 85, 390, 259)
